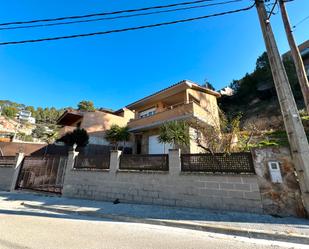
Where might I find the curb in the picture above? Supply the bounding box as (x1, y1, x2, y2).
(22, 203, 309, 245)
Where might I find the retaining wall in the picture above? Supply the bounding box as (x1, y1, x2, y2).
(63, 150, 263, 213)
(252, 147, 306, 217)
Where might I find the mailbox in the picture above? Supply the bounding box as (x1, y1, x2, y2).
(268, 161, 283, 183)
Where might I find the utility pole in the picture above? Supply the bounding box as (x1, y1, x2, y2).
(279, 0, 309, 114)
(255, 0, 309, 212)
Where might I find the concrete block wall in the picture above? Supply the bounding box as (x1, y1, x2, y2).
(63, 150, 263, 213)
(0, 153, 24, 191)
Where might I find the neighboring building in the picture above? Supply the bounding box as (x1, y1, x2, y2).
(283, 39, 309, 77)
(18, 110, 36, 124)
(126, 80, 221, 154)
(57, 108, 134, 146)
(219, 86, 234, 96)
(0, 132, 13, 142)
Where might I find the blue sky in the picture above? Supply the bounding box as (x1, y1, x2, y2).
(0, 0, 308, 110)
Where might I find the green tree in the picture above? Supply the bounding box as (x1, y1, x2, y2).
(77, 101, 95, 111)
(25, 106, 35, 115)
(158, 121, 190, 149)
(1, 106, 18, 118)
(58, 128, 89, 148)
(227, 51, 302, 106)
(204, 81, 215, 91)
(32, 126, 46, 138)
(105, 125, 130, 150)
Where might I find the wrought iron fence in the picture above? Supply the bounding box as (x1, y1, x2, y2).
(181, 153, 255, 174)
(74, 154, 110, 170)
(16, 156, 67, 194)
(120, 154, 168, 171)
(0, 156, 16, 167)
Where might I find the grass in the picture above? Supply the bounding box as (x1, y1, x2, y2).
(301, 115, 309, 121)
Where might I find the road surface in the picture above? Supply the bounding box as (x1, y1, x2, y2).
(0, 197, 304, 249)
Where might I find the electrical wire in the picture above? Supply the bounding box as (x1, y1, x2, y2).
(0, 0, 242, 31)
(0, 0, 217, 27)
(292, 15, 309, 30)
(0, 3, 255, 46)
(267, 0, 278, 20)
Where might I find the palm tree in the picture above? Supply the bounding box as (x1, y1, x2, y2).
(105, 125, 130, 151)
(158, 121, 190, 150)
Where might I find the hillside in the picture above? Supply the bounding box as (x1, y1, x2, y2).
(218, 52, 309, 148)
(0, 100, 64, 142)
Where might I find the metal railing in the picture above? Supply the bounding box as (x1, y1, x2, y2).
(16, 156, 67, 194)
(120, 154, 168, 171)
(0, 156, 16, 167)
(74, 154, 110, 170)
(181, 153, 255, 174)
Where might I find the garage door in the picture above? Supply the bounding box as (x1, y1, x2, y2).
(148, 135, 173, 154)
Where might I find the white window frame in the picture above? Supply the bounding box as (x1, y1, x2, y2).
(139, 107, 156, 118)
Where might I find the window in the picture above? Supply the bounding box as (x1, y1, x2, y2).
(189, 94, 200, 105)
(138, 107, 156, 118)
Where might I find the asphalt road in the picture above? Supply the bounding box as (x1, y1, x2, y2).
(0, 199, 303, 249)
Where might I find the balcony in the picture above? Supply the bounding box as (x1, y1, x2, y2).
(128, 101, 213, 132)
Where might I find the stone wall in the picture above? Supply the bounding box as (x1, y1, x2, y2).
(252, 147, 305, 217)
(63, 150, 263, 213)
(0, 165, 14, 191)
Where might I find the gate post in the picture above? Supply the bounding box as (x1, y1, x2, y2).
(10, 153, 25, 191)
(66, 150, 79, 171)
(110, 150, 122, 174)
(169, 149, 181, 175)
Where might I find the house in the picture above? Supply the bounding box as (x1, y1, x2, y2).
(283, 39, 309, 77)
(219, 86, 234, 96)
(126, 80, 221, 154)
(57, 108, 134, 146)
(18, 110, 36, 124)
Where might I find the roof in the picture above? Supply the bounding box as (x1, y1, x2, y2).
(97, 107, 115, 114)
(283, 39, 309, 58)
(126, 80, 220, 109)
(57, 110, 83, 126)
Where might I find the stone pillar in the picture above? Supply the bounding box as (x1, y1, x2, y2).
(61, 150, 79, 197)
(169, 149, 181, 175)
(10, 153, 24, 191)
(66, 150, 79, 172)
(110, 150, 122, 174)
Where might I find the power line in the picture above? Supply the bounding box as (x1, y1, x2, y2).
(0, 0, 242, 31)
(0, 3, 255, 46)
(267, 0, 278, 20)
(0, 0, 217, 27)
(292, 15, 309, 30)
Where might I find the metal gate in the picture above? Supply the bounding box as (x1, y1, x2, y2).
(16, 156, 67, 194)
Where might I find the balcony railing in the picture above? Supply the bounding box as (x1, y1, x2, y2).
(128, 101, 211, 130)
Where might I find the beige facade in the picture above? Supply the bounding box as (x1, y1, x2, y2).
(58, 108, 134, 145)
(126, 80, 220, 154)
(57, 80, 220, 152)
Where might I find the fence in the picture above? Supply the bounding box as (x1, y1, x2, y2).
(181, 152, 255, 174)
(63, 150, 263, 214)
(0, 156, 16, 167)
(120, 154, 169, 171)
(74, 154, 110, 170)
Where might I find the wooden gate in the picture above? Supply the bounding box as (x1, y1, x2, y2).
(16, 156, 67, 194)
